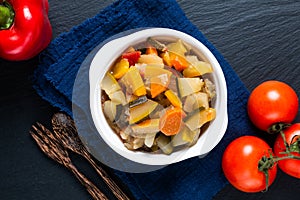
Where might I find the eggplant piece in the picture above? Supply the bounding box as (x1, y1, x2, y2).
(129, 95, 147, 108)
(129, 99, 158, 124)
(147, 37, 167, 51)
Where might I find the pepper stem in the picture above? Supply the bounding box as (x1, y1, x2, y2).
(0, 1, 14, 30)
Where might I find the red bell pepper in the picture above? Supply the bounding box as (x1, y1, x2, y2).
(121, 51, 141, 66)
(0, 0, 52, 61)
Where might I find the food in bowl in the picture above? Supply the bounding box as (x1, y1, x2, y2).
(100, 37, 216, 155)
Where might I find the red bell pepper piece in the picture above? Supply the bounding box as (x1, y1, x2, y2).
(121, 51, 141, 66)
(0, 0, 52, 61)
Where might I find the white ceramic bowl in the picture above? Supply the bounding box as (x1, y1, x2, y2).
(89, 28, 228, 165)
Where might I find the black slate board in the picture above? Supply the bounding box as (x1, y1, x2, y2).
(0, 0, 299, 199)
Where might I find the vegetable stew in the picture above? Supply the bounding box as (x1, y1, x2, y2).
(101, 37, 216, 154)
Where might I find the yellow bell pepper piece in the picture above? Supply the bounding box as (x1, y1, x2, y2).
(164, 89, 182, 108)
(120, 66, 146, 96)
(112, 58, 130, 79)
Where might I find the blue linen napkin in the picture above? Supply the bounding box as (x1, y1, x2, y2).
(33, 0, 257, 199)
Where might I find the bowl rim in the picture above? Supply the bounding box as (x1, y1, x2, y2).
(89, 28, 228, 165)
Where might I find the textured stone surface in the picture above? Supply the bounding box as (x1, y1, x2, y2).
(0, 0, 299, 199)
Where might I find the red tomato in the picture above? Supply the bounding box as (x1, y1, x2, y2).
(247, 80, 298, 131)
(274, 123, 300, 178)
(222, 136, 277, 193)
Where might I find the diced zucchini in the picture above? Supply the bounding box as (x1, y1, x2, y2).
(143, 65, 172, 98)
(132, 138, 145, 149)
(156, 134, 173, 155)
(171, 126, 200, 147)
(119, 66, 146, 96)
(184, 108, 216, 131)
(193, 92, 209, 109)
(144, 132, 157, 148)
(166, 74, 180, 95)
(189, 128, 201, 146)
(177, 77, 204, 97)
(183, 94, 194, 113)
(138, 54, 164, 66)
(129, 100, 158, 124)
(131, 119, 160, 134)
(203, 79, 216, 100)
(183, 56, 213, 77)
(171, 126, 189, 147)
(183, 92, 209, 113)
(120, 127, 131, 140)
(150, 73, 171, 86)
(108, 90, 127, 105)
(101, 72, 121, 95)
(167, 39, 188, 57)
(103, 100, 122, 122)
(144, 65, 172, 79)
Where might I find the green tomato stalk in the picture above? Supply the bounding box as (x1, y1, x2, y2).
(258, 123, 300, 192)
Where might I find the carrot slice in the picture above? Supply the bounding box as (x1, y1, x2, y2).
(150, 82, 167, 98)
(169, 52, 189, 71)
(159, 107, 184, 136)
(146, 46, 158, 55)
(150, 75, 170, 98)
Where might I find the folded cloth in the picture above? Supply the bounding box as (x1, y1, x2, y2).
(33, 0, 256, 199)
